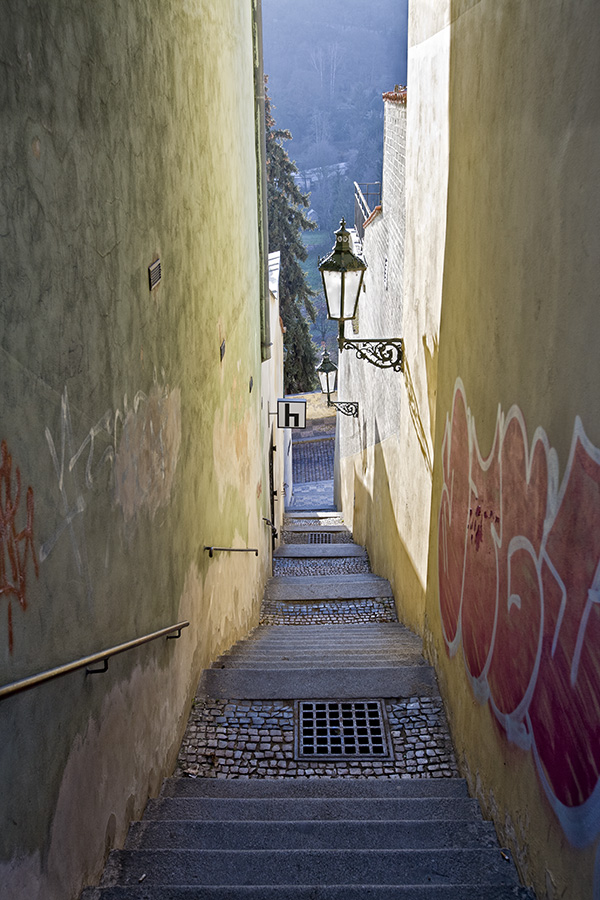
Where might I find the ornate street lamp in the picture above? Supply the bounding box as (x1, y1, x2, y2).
(318, 218, 404, 371)
(316, 349, 359, 418)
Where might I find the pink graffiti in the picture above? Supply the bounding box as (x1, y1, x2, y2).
(439, 379, 600, 848)
(0, 440, 39, 654)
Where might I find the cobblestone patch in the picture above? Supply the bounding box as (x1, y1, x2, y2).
(288, 480, 335, 511)
(273, 557, 371, 577)
(293, 438, 334, 484)
(282, 530, 355, 544)
(283, 517, 345, 527)
(259, 598, 398, 625)
(176, 697, 458, 779)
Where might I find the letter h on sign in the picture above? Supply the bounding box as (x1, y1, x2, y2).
(277, 400, 307, 429)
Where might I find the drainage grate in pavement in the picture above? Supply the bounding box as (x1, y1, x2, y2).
(307, 532, 333, 544)
(295, 700, 393, 760)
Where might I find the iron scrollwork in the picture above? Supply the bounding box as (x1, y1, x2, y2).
(330, 401, 359, 418)
(341, 338, 404, 372)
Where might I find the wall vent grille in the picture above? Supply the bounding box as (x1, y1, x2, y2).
(148, 258, 162, 290)
(307, 532, 333, 544)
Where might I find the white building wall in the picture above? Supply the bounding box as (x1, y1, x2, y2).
(336, 10, 450, 631)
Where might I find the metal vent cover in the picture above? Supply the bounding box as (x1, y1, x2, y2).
(308, 532, 333, 544)
(295, 700, 392, 760)
(148, 258, 162, 291)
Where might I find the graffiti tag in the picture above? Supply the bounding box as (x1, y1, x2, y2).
(438, 378, 600, 848)
(0, 440, 39, 653)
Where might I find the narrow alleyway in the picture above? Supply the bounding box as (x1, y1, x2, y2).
(82, 502, 534, 896)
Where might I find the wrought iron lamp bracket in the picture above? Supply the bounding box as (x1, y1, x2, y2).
(329, 400, 359, 418)
(340, 336, 404, 372)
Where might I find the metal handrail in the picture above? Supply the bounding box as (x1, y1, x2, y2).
(204, 546, 258, 558)
(0, 621, 190, 700)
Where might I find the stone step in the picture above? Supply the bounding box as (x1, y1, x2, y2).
(265, 576, 392, 601)
(96, 848, 521, 888)
(214, 656, 424, 666)
(221, 627, 420, 646)
(241, 623, 416, 636)
(284, 511, 342, 519)
(142, 797, 483, 822)
(160, 777, 469, 799)
(212, 661, 429, 670)
(81, 881, 535, 900)
(125, 817, 498, 851)
(274, 545, 367, 558)
(199, 665, 438, 699)
(83, 886, 535, 899)
(218, 641, 421, 653)
(283, 524, 349, 533)
(221, 635, 420, 648)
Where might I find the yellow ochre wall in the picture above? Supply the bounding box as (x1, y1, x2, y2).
(424, 1, 600, 897)
(0, 2, 273, 898)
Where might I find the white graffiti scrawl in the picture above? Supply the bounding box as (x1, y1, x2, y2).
(41, 379, 181, 599)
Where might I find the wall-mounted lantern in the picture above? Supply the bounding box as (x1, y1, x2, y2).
(316, 350, 359, 418)
(318, 218, 404, 372)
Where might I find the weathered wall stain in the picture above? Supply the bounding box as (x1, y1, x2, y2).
(438, 378, 600, 848)
(0, 440, 39, 653)
(113, 383, 181, 524)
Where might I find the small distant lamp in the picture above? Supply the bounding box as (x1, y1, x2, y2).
(316, 349, 338, 400)
(316, 349, 359, 418)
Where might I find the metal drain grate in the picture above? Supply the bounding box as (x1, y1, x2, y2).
(295, 700, 392, 759)
(308, 532, 333, 544)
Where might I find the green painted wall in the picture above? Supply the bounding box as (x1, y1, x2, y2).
(424, 1, 600, 897)
(0, 2, 271, 897)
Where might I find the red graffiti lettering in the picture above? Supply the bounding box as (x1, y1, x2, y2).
(0, 440, 39, 653)
(438, 379, 600, 848)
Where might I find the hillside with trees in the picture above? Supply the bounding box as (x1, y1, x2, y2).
(265, 79, 317, 393)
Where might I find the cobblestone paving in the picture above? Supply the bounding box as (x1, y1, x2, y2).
(292, 437, 335, 484)
(282, 529, 354, 544)
(288, 480, 334, 510)
(283, 516, 345, 527)
(176, 696, 459, 779)
(273, 557, 371, 577)
(259, 597, 398, 625)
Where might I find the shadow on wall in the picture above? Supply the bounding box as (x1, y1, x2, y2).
(422, 333, 439, 448)
(404, 354, 433, 478)
(352, 443, 426, 635)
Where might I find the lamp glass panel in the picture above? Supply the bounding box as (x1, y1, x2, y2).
(341, 269, 363, 319)
(322, 268, 342, 320)
(317, 366, 337, 395)
(325, 367, 337, 394)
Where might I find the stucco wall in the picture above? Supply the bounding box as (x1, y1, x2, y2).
(337, 15, 449, 633)
(0, 2, 271, 898)
(425, 1, 600, 896)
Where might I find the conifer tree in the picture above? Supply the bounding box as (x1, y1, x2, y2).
(265, 76, 317, 394)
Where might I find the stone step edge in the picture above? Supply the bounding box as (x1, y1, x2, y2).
(82, 886, 535, 899)
(198, 666, 439, 699)
(159, 777, 468, 798)
(283, 525, 351, 533)
(98, 846, 520, 887)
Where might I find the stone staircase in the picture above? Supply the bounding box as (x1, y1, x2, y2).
(81, 512, 534, 899)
